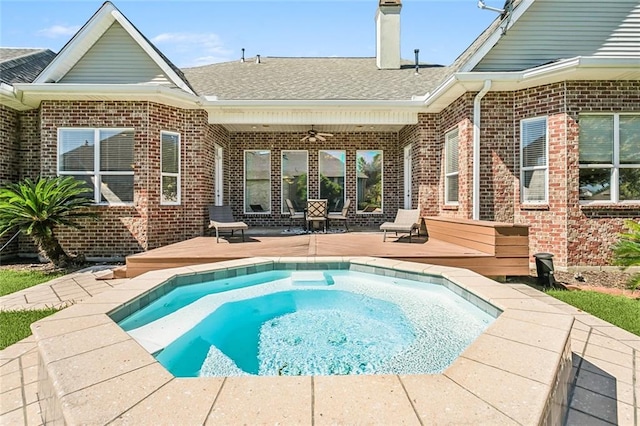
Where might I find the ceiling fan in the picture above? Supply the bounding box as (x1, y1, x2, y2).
(301, 125, 333, 142)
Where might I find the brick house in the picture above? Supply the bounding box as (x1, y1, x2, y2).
(1, 0, 638, 269)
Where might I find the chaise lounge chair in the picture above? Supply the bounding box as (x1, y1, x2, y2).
(379, 208, 421, 242)
(208, 205, 249, 243)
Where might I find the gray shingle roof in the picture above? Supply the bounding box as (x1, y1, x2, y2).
(182, 57, 452, 101)
(0, 48, 56, 84)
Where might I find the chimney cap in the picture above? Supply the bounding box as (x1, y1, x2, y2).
(379, 0, 401, 6)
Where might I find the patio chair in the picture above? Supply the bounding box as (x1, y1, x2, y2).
(208, 205, 249, 243)
(306, 199, 328, 233)
(379, 208, 421, 242)
(285, 198, 306, 230)
(327, 198, 351, 231)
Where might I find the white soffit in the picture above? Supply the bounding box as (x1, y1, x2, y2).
(34, 2, 194, 95)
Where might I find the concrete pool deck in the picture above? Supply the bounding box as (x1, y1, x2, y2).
(1, 259, 638, 425)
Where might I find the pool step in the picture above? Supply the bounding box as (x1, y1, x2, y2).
(291, 271, 334, 286)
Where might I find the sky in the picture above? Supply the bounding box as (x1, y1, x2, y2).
(0, 0, 504, 69)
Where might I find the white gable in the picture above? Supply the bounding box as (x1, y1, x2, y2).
(35, 2, 194, 94)
(60, 22, 172, 85)
(469, 0, 640, 72)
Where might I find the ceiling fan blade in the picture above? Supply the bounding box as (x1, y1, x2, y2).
(301, 135, 310, 142)
(317, 132, 333, 137)
(316, 135, 326, 142)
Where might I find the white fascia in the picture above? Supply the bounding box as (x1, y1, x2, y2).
(12, 83, 201, 109)
(201, 97, 425, 109)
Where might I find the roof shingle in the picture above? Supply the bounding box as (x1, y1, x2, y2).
(0, 48, 56, 84)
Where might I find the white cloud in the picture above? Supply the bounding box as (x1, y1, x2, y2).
(37, 24, 80, 39)
(151, 32, 234, 67)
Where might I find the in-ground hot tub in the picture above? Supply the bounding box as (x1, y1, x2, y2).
(115, 267, 496, 378)
(33, 257, 574, 425)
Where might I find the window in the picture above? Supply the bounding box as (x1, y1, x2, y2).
(444, 129, 459, 204)
(161, 131, 180, 205)
(282, 150, 308, 213)
(520, 117, 548, 204)
(58, 128, 134, 204)
(579, 114, 640, 203)
(356, 150, 383, 213)
(319, 150, 346, 213)
(244, 150, 271, 213)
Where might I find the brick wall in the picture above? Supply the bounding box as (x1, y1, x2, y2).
(19, 110, 41, 180)
(228, 132, 400, 228)
(564, 80, 640, 266)
(0, 105, 20, 257)
(36, 100, 218, 258)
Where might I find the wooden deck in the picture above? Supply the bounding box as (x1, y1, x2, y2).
(124, 221, 530, 278)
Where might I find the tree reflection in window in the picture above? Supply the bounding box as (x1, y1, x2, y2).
(357, 150, 383, 213)
(319, 150, 345, 213)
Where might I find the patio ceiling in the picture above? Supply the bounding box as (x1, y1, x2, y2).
(222, 124, 407, 133)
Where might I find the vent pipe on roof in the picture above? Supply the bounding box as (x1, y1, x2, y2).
(256, 54, 261, 64)
(241, 48, 245, 62)
(414, 49, 419, 74)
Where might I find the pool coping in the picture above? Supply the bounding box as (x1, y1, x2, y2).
(32, 257, 574, 425)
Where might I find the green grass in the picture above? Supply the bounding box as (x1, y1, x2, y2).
(0, 269, 66, 297)
(547, 289, 640, 336)
(0, 308, 59, 349)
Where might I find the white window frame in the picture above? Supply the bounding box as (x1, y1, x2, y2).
(520, 116, 549, 205)
(244, 149, 271, 214)
(444, 128, 459, 205)
(57, 127, 134, 206)
(160, 131, 181, 206)
(356, 150, 384, 214)
(281, 150, 308, 214)
(579, 113, 640, 205)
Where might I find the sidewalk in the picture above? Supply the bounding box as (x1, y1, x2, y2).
(1, 269, 638, 425)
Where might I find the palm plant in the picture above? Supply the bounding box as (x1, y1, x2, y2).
(0, 176, 96, 268)
(612, 219, 640, 290)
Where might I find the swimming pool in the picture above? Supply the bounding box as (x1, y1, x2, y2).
(117, 269, 495, 377)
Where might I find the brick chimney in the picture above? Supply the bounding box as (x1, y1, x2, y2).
(375, 0, 402, 69)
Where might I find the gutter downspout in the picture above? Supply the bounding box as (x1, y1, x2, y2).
(472, 80, 492, 221)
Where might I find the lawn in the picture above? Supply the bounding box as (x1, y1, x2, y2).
(0, 268, 66, 349)
(547, 289, 640, 336)
(0, 269, 66, 297)
(0, 308, 59, 350)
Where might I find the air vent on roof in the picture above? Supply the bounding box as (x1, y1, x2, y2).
(241, 48, 245, 63)
(414, 49, 419, 75)
(256, 55, 261, 64)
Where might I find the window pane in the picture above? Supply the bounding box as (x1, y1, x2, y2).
(620, 168, 640, 201)
(282, 151, 307, 213)
(579, 116, 613, 164)
(100, 175, 133, 203)
(60, 129, 95, 172)
(579, 168, 611, 201)
(319, 150, 345, 213)
(446, 175, 458, 203)
(245, 150, 271, 212)
(70, 175, 95, 201)
(356, 150, 383, 213)
(522, 170, 546, 202)
(162, 175, 178, 204)
(445, 131, 458, 174)
(161, 133, 179, 173)
(522, 118, 547, 168)
(100, 130, 134, 172)
(620, 116, 640, 165)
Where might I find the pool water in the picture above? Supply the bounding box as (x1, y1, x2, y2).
(119, 270, 494, 377)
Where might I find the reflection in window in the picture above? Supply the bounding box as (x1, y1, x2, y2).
(58, 128, 134, 204)
(282, 151, 308, 213)
(319, 150, 345, 213)
(245, 150, 271, 213)
(161, 131, 180, 205)
(579, 114, 640, 203)
(356, 150, 383, 213)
